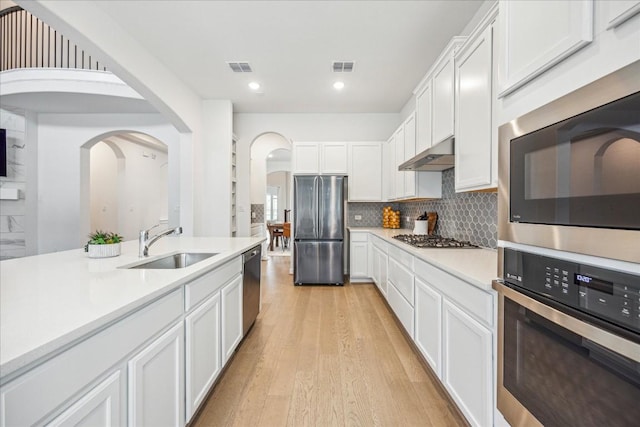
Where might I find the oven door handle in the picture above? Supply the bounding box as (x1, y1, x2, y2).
(493, 281, 640, 362)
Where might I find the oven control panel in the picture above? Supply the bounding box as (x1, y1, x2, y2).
(503, 248, 640, 333)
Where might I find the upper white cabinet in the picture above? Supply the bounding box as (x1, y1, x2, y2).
(605, 0, 640, 29)
(454, 6, 498, 192)
(292, 142, 347, 175)
(413, 37, 466, 150)
(348, 142, 383, 201)
(386, 113, 441, 201)
(321, 142, 348, 174)
(498, 0, 594, 97)
(292, 142, 320, 174)
(415, 81, 433, 153)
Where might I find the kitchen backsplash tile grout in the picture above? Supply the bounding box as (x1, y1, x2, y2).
(348, 169, 497, 248)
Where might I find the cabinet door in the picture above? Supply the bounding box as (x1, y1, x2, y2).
(348, 142, 382, 201)
(128, 322, 184, 427)
(292, 142, 319, 174)
(605, 0, 640, 29)
(221, 275, 243, 364)
(443, 300, 492, 427)
(379, 251, 388, 298)
(432, 53, 456, 145)
(403, 114, 417, 198)
(384, 137, 396, 201)
(498, 0, 593, 97)
(455, 24, 494, 191)
(394, 127, 405, 199)
(415, 82, 433, 152)
(185, 293, 222, 422)
(387, 282, 414, 338)
(48, 371, 122, 427)
(349, 241, 369, 280)
(414, 278, 442, 378)
(321, 142, 348, 174)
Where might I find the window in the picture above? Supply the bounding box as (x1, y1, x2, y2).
(266, 186, 278, 222)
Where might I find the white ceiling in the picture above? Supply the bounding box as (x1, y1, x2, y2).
(93, 0, 484, 114)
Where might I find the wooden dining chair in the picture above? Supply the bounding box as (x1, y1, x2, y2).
(282, 222, 291, 250)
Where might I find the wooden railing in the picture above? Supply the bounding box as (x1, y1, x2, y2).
(0, 6, 107, 72)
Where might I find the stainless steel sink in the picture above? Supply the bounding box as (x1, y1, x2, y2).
(127, 252, 218, 269)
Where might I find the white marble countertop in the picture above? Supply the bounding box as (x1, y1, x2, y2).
(349, 227, 498, 291)
(0, 236, 264, 378)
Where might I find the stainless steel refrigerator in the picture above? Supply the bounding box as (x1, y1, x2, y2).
(293, 175, 344, 285)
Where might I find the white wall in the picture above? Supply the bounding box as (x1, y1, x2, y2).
(235, 113, 399, 237)
(89, 138, 168, 242)
(35, 113, 180, 253)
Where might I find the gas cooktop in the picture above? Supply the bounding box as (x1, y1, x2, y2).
(392, 234, 479, 248)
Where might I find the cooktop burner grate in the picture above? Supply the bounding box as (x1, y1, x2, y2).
(392, 234, 479, 248)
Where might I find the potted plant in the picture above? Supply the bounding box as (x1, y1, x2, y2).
(85, 230, 124, 258)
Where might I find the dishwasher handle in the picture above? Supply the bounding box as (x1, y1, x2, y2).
(243, 246, 261, 263)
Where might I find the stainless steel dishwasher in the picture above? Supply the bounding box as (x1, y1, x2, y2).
(242, 245, 261, 335)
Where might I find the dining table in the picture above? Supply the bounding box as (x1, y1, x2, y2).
(266, 222, 284, 251)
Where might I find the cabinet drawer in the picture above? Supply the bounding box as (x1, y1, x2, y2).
(350, 232, 369, 243)
(414, 258, 493, 327)
(387, 282, 414, 338)
(185, 257, 242, 311)
(388, 245, 413, 271)
(1, 289, 183, 427)
(388, 258, 414, 306)
(371, 235, 388, 253)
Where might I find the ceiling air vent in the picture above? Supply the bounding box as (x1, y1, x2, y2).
(332, 61, 354, 72)
(227, 62, 253, 72)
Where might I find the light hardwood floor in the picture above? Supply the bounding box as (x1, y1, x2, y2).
(193, 257, 467, 427)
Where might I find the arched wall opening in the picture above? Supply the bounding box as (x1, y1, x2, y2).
(84, 132, 169, 242)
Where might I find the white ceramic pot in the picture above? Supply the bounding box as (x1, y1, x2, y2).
(413, 220, 428, 235)
(87, 243, 121, 258)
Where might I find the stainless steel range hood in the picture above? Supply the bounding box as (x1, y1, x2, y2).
(399, 138, 454, 171)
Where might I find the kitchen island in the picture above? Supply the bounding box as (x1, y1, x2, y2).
(0, 236, 264, 426)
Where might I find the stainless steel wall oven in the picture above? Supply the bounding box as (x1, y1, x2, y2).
(498, 61, 640, 264)
(493, 249, 640, 427)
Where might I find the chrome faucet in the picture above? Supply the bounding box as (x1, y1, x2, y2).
(139, 224, 183, 257)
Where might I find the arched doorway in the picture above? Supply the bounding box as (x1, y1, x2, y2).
(82, 132, 169, 242)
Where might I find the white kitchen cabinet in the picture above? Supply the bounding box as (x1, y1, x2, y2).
(498, 0, 593, 97)
(292, 142, 347, 175)
(128, 322, 185, 427)
(349, 231, 369, 282)
(413, 37, 465, 150)
(387, 282, 414, 338)
(443, 300, 492, 427)
(383, 137, 395, 201)
(393, 126, 405, 200)
(185, 293, 222, 422)
(415, 81, 433, 153)
(432, 52, 456, 145)
(387, 246, 415, 338)
(321, 142, 348, 174)
(371, 237, 388, 297)
(455, 6, 498, 192)
(221, 275, 243, 364)
(414, 278, 442, 377)
(403, 113, 417, 198)
(47, 371, 122, 427)
(292, 142, 319, 174)
(348, 142, 383, 201)
(605, 0, 640, 29)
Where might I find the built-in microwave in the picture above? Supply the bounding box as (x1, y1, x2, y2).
(498, 61, 640, 264)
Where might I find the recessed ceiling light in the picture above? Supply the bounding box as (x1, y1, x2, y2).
(333, 81, 345, 90)
(248, 82, 261, 90)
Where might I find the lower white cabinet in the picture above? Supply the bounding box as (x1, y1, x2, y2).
(221, 275, 243, 364)
(387, 282, 414, 338)
(414, 278, 442, 377)
(371, 242, 388, 297)
(443, 300, 492, 427)
(128, 322, 185, 427)
(48, 371, 122, 427)
(349, 231, 370, 282)
(185, 293, 222, 421)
